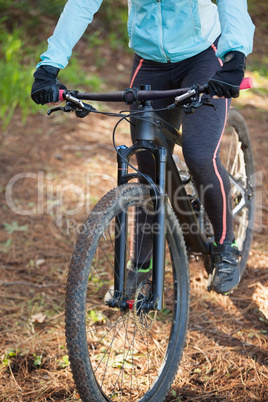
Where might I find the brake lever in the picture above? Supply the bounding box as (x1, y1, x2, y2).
(47, 97, 96, 117)
(181, 97, 216, 114)
(47, 102, 76, 115)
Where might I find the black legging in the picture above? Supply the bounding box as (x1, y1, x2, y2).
(129, 41, 234, 264)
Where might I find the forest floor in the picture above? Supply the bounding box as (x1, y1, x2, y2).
(0, 6, 268, 402)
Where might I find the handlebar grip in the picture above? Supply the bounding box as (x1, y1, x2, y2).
(59, 89, 65, 101)
(240, 77, 253, 90)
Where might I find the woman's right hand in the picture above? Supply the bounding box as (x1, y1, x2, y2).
(31, 65, 66, 105)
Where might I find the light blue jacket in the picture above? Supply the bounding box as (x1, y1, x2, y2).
(37, 0, 254, 69)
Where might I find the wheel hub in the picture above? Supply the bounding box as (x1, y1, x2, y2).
(133, 280, 157, 331)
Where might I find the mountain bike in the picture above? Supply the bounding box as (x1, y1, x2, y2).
(48, 78, 255, 402)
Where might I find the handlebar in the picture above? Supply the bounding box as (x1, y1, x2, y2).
(59, 77, 253, 103)
(48, 77, 253, 117)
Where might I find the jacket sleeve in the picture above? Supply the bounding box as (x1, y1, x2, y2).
(216, 0, 255, 59)
(37, 0, 103, 69)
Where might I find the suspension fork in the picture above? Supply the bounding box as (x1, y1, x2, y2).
(113, 145, 128, 300)
(113, 141, 167, 311)
(152, 146, 167, 311)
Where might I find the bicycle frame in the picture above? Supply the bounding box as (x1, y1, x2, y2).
(51, 78, 253, 312)
(113, 96, 210, 311)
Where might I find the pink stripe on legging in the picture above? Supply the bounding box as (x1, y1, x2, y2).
(211, 44, 228, 244)
(130, 58, 144, 88)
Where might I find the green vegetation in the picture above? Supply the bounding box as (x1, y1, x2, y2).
(1, 0, 266, 129)
(247, 0, 268, 81)
(33, 353, 42, 367)
(1, 349, 19, 368)
(0, 238, 12, 253)
(0, 26, 39, 128)
(57, 355, 70, 368)
(3, 221, 28, 234)
(0, 0, 128, 129)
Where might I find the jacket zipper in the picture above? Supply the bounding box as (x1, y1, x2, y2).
(157, 0, 170, 62)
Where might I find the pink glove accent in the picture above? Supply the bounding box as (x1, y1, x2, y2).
(240, 77, 253, 90)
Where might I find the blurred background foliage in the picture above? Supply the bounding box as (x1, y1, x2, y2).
(0, 0, 128, 128)
(0, 0, 267, 128)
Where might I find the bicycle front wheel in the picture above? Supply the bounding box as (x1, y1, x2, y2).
(65, 183, 189, 402)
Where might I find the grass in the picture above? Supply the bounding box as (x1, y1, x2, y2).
(0, 26, 104, 129)
(0, 0, 129, 130)
(0, 27, 39, 128)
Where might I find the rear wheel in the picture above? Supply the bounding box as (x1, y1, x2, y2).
(220, 108, 255, 277)
(65, 184, 189, 402)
